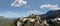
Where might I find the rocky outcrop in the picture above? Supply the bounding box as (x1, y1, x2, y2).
(14, 10, 60, 26)
(14, 14, 49, 26)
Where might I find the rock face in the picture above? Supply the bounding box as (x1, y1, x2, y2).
(14, 14, 49, 26)
(14, 10, 60, 26)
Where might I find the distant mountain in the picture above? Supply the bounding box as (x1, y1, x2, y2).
(0, 16, 11, 22)
(46, 10, 60, 19)
(37, 10, 60, 20)
(38, 14, 47, 20)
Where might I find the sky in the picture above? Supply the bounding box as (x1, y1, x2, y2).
(0, 0, 60, 18)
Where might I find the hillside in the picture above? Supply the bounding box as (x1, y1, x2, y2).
(0, 16, 15, 26)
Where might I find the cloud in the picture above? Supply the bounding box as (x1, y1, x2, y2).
(20, 10, 44, 17)
(5, 11, 13, 14)
(0, 11, 21, 18)
(40, 4, 60, 10)
(11, 0, 27, 7)
(26, 10, 44, 15)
